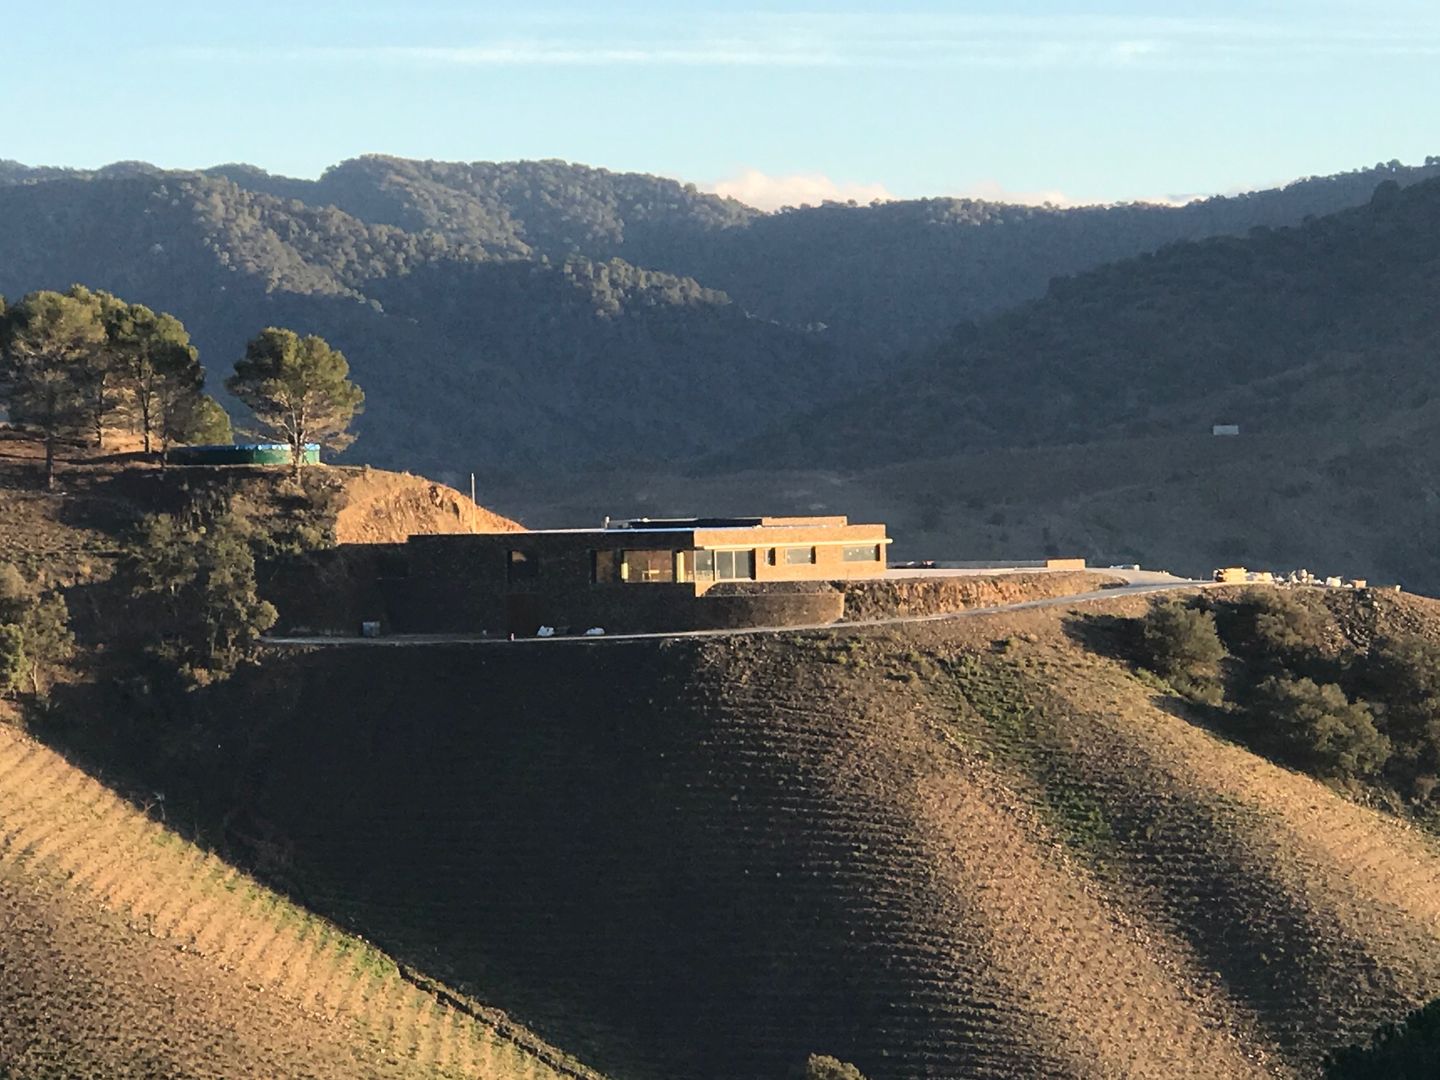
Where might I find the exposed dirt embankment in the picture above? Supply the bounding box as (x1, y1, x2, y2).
(152, 587, 1440, 1080)
(840, 569, 1120, 620)
(332, 468, 524, 543)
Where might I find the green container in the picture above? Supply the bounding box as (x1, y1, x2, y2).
(169, 443, 321, 466)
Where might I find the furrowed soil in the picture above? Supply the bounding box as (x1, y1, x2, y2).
(0, 724, 597, 1079)
(150, 587, 1440, 1080)
(11, 434, 1440, 1078)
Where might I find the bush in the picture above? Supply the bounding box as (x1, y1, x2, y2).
(123, 511, 277, 683)
(1354, 635, 1440, 788)
(1250, 675, 1390, 780)
(1219, 589, 1333, 672)
(0, 624, 25, 696)
(1140, 600, 1226, 698)
(0, 562, 29, 623)
(801, 1055, 868, 1080)
(0, 563, 73, 697)
(1325, 996, 1440, 1077)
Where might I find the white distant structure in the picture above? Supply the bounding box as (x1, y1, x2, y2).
(1212, 424, 1240, 436)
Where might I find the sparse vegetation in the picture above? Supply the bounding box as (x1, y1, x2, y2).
(1127, 588, 1440, 806)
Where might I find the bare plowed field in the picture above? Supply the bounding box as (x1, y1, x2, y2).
(0, 726, 596, 1080)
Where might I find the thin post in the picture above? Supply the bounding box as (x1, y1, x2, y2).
(470, 472, 477, 533)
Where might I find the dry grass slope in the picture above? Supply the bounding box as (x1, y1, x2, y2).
(222, 592, 1440, 1079)
(0, 725, 599, 1080)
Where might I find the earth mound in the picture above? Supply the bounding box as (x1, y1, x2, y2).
(332, 467, 524, 544)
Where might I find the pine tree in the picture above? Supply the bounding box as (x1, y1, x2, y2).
(227, 328, 364, 476)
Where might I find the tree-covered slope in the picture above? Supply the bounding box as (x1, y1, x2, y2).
(3, 153, 1438, 481)
(0, 173, 843, 475)
(225, 153, 1440, 356)
(753, 174, 1440, 467)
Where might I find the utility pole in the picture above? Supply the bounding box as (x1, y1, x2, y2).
(470, 472, 477, 533)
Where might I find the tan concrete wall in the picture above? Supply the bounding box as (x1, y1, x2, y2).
(693, 523, 889, 593)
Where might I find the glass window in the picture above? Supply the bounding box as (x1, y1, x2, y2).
(715, 549, 756, 580)
(783, 546, 817, 565)
(508, 550, 538, 581)
(622, 549, 675, 583)
(591, 549, 621, 584)
(693, 549, 714, 581)
(842, 544, 882, 563)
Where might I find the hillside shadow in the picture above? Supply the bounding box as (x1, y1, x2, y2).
(25, 642, 871, 1080)
(1062, 610, 1143, 662)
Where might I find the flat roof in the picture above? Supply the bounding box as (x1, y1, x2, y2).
(407, 518, 881, 542)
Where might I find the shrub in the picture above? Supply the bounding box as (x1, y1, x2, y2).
(1354, 635, 1440, 789)
(0, 624, 25, 696)
(0, 564, 74, 696)
(123, 511, 278, 683)
(1219, 589, 1333, 672)
(801, 1055, 868, 1080)
(1325, 996, 1440, 1077)
(1140, 600, 1226, 698)
(0, 562, 29, 623)
(1250, 675, 1390, 780)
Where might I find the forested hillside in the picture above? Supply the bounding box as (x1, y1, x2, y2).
(759, 174, 1440, 466)
(0, 172, 840, 473)
(2, 153, 1437, 481)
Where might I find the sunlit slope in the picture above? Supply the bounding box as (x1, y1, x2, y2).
(0, 726, 597, 1080)
(230, 596, 1440, 1079)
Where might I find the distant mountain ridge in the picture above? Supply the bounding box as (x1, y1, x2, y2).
(1, 152, 1437, 479)
(754, 173, 1440, 466)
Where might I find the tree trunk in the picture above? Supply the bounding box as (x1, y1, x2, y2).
(44, 433, 56, 491)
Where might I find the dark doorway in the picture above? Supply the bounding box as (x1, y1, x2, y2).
(507, 593, 543, 637)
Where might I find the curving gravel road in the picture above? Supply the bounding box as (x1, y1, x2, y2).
(264, 571, 1210, 649)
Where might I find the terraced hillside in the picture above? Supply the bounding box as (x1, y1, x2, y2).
(169, 589, 1440, 1080)
(0, 724, 598, 1078)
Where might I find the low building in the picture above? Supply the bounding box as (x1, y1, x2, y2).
(387, 515, 891, 636)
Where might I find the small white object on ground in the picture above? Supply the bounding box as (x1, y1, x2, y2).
(537, 625, 556, 637)
(585, 627, 606, 636)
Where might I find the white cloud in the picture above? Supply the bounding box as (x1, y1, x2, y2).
(704, 169, 894, 211)
(955, 180, 1078, 208)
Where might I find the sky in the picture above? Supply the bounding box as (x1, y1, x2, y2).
(5, 1, 1439, 209)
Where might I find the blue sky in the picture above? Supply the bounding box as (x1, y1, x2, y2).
(6, 0, 1438, 208)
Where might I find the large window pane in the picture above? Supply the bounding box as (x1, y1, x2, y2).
(715, 549, 756, 580)
(622, 549, 675, 583)
(783, 546, 817, 565)
(842, 544, 882, 563)
(693, 549, 714, 581)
